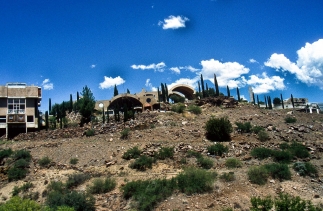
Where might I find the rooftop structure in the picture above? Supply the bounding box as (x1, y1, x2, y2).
(0, 83, 42, 138)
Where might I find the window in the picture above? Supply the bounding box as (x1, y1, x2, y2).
(0, 116, 6, 123)
(7, 98, 25, 114)
(27, 116, 34, 122)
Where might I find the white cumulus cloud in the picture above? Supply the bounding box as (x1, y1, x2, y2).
(42, 79, 53, 90)
(90, 64, 96, 69)
(99, 76, 125, 89)
(265, 39, 323, 88)
(249, 59, 258, 63)
(158, 15, 189, 30)
(243, 72, 286, 94)
(131, 62, 166, 72)
(170, 67, 181, 74)
(145, 79, 157, 91)
(200, 59, 250, 87)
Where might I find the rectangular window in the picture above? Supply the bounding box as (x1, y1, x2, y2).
(7, 98, 25, 114)
(0, 116, 6, 123)
(27, 116, 34, 122)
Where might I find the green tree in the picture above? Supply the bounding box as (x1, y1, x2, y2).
(264, 95, 268, 109)
(127, 89, 130, 94)
(161, 83, 166, 102)
(198, 81, 201, 95)
(257, 95, 260, 107)
(45, 111, 49, 131)
(78, 86, 95, 125)
(291, 94, 295, 108)
(236, 87, 241, 101)
(165, 83, 169, 102)
(69, 94, 73, 113)
(201, 74, 205, 98)
(227, 85, 230, 97)
(49, 98, 52, 114)
(214, 74, 219, 97)
(252, 92, 256, 105)
(114, 85, 119, 97)
(273, 97, 281, 105)
(280, 94, 284, 109)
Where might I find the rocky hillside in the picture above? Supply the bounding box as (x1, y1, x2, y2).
(1, 103, 323, 210)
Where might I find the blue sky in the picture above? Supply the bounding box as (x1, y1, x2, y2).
(1, 0, 323, 112)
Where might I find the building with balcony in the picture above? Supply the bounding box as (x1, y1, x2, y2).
(0, 83, 42, 138)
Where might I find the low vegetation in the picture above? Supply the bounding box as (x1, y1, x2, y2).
(207, 143, 229, 156)
(88, 177, 116, 194)
(205, 117, 232, 141)
(38, 156, 51, 167)
(285, 116, 297, 123)
(225, 158, 242, 168)
(122, 146, 142, 160)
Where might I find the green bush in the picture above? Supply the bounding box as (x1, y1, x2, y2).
(247, 166, 269, 185)
(187, 105, 202, 115)
(7, 167, 28, 181)
(13, 149, 31, 162)
(205, 117, 232, 141)
(293, 162, 318, 177)
(281, 142, 309, 158)
(12, 182, 34, 196)
(47, 181, 65, 194)
(0, 148, 13, 161)
(14, 159, 29, 168)
(264, 163, 291, 181)
(177, 167, 217, 195)
(120, 128, 130, 139)
(250, 147, 273, 159)
(186, 150, 202, 158)
(225, 158, 242, 168)
(171, 103, 186, 113)
(235, 122, 252, 133)
(197, 157, 214, 169)
(38, 156, 51, 167)
(122, 146, 141, 160)
(272, 150, 293, 163)
(0, 196, 41, 211)
(219, 172, 235, 182)
(251, 126, 264, 134)
(156, 147, 174, 160)
(70, 158, 79, 165)
(88, 177, 116, 194)
(258, 130, 270, 142)
(285, 116, 297, 123)
(65, 173, 90, 189)
(250, 195, 274, 211)
(129, 155, 156, 171)
(207, 143, 229, 156)
(85, 129, 95, 137)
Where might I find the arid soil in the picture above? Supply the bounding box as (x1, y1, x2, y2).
(1, 103, 323, 211)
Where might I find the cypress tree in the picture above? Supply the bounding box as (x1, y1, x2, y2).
(77, 92, 79, 101)
(227, 86, 230, 97)
(49, 98, 52, 114)
(69, 94, 73, 113)
(157, 87, 160, 102)
(280, 94, 284, 109)
(236, 87, 241, 101)
(252, 92, 256, 105)
(257, 95, 260, 107)
(114, 85, 119, 96)
(201, 74, 205, 98)
(161, 83, 165, 102)
(165, 83, 169, 102)
(45, 111, 49, 131)
(291, 94, 295, 108)
(127, 89, 130, 94)
(102, 105, 105, 124)
(214, 74, 219, 97)
(205, 83, 209, 97)
(198, 81, 201, 95)
(264, 96, 268, 109)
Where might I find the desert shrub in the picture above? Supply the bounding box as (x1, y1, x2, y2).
(258, 130, 270, 142)
(46, 190, 95, 211)
(250, 147, 273, 159)
(274, 193, 321, 211)
(281, 142, 309, 158)
(85, 129, 95, 137)
(14, 159, 29, 168)
(251, 126, 264, 134)
(47, 181, 65, 193)
(70, 158, 79, 165)
(219, 172, 235, 182)
(264, 163, 291, 181)
(122, 146, 141, 160)
(120, 128, 130, 139)
(88, 177, 116, 194)
(7, 167, 28, 181)
(186, 150, 202, 158)
(170, 95, 185, 103)
(180, 157, 187, 164)
(156, 147, 174, 160)
(13, 149, 31, 162)
(65, 173, 90, 189)
(250, 196, 274, 211)
(197, 157, 214, 169)
(187, 105, 202, 115)
(272, 150, 293, 163)
(285, 116, 297, 123)
(225, 158, 242, 168)
(177, 167, 217, 195)
(38, 156, 51, 167)
(12, 182, 34, 197)
(171, 103, 186, 113)
(235, 122, 252, 133)
(207, 143, 228, 156)
(247, 166, 269, 185)
(0, 196, 41, 211)
(205, 117, 232, 141)
(0, 148, 13, 161)
(129, 155, 156, 171)
(293, 162, 318, 177)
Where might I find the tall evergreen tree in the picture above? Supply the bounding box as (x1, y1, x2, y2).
(45, 111, 49, 131)
(127, 89, 130, 94)
(214, 74, 219, 97)
(205, 83, 209, 97)
(77, 92, 79, 101)
(78, 85, 96, 125)
(252, 92, 256, 105)
(69, 94, 73, 113)
(267, 96, 273, 109)
(236, 87, 241, 101)
(226, 86, 230, 97)
(201, 74, 205, 98)
(49, 98, 52, 114)
(161, 83, 166, 102)
(165, 83, 169, 102)
(280, 94, 284, 109)
(157, 87, 160, 102)
(198, 81, 201, 95)
(114, 85, 119, 96)
(291, 94, 295, 108)
(257, 95, 260, 106)
(102, 105, 105, 124)
(264, 96, 268, 109)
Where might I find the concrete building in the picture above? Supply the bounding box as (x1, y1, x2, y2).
(0, 83, 42, 138)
